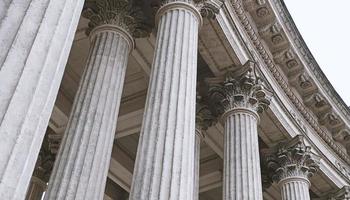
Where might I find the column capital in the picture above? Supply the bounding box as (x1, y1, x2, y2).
(33, 139, 55, 183)
(265, 135, 320, 185)
(329, 186, 350, 200)
(82, 0, 151, 40)
(208, 60, 272, 119)
(157, 0, 224, 26)
(196, 97, 217, 134)
(195, 0, 223, 19)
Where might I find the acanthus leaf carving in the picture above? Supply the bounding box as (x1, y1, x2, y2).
(33, 134, 57, 182)
(83, 0, 152, 37)
(265, 135, 320, 183)
(208, 61, 272, 116)
(195, 0, 223, 19)
(196, 96, 217, 132)
(158, 0, 223, 19)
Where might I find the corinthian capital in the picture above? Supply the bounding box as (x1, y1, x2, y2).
(265, 135, 320, 183)
(196, 97, 217, 132)
(208, 61, 271, 116)
(33, 135, 56, 182)
(195, 0, 223, 18)
(82, 0, 151, 37)
(159, 0, 223, 19)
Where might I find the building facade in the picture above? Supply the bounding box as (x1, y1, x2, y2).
(0, 0, 350, 200)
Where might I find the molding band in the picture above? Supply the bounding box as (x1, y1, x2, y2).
(89, 24, 135, 52)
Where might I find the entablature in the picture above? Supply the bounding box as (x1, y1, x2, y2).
(200, 0, 350, 194)
(227, 0, 350, 171)
(241, 0, 350, 156)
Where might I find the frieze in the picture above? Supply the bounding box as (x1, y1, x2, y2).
(243, 0, 275, 24)
(271, 0, 350, 124)
(229, 0, 350, 165)
(258, 22, 288, 49)
(297, 72, 313, 90)
(272, 48, 302, 77)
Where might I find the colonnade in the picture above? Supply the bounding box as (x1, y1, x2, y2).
(0, 0, 334, 200)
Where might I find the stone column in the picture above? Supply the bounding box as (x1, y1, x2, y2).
(266, 135, 320, 200)
(209, 61, 271, 200)
(0, 0, 84, 199)
(44, 1, 149, 200)
(129, 1, 221, 199)
(194, 100, 216, 200)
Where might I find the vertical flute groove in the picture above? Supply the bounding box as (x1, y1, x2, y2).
(0, 0, 84, 199)
(224, 112, 262, 200)
(44, 30, 130, 200)
(280, 180, 310, 200)
(130, 5, 200, 200)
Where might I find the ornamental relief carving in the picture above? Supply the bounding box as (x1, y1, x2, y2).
(194, 0, 223, 19)
(243, 0, 275, 24)
(230, 0, 350, 165)
(33, 134, 57, 182)
(304, 93, 331, 113)
(273, 48, 302, 77)
(265, 135, 320, 183)
(82, 0, 152, 37)
(270, 0, 350, 123)
(259, 22, 288, 49)
(208, 61, 272, 115)
(196, 96, 218, 132)
(156, 0, 224, 20)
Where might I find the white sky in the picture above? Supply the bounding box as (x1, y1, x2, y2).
(283, 0, 350, 106)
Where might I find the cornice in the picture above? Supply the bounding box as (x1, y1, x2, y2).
(227, 0, 350, 166)
(269, 0, 350, 149)
(272, 0, 350, 121)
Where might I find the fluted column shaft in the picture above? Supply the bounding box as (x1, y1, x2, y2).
(265, 135, 319, 200)
(0, 0, 83, 199)
(25, 176, 47, 200)
(224, 109, 262, 200)
(44, 26, 132, 200)
(279, 178, 310, 200)
(129, 2, 202, 200)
